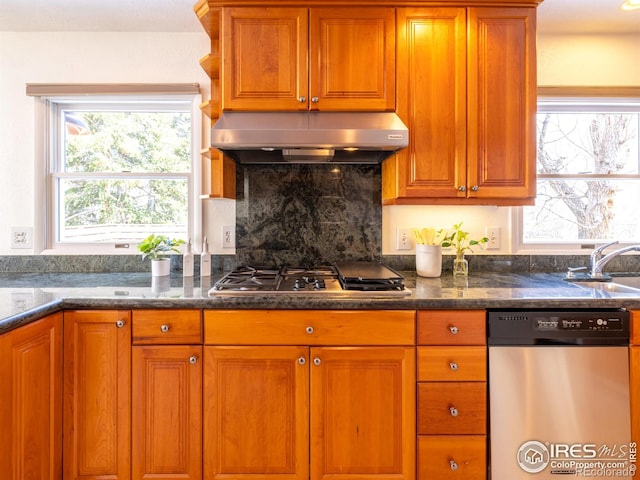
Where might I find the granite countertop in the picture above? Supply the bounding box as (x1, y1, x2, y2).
(2, 270, 639, 334)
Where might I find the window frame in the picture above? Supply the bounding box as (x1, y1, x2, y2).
(30, 86, 201, 254)
(514, 86, 640, 254)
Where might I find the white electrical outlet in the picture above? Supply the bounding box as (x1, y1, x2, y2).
(222, 225, 235, 248)
(485, 227, 500, 250)
(11, 227, 33, 249)
(396, 228, 412, 250)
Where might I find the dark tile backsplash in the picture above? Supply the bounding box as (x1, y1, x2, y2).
(3, 166, 640, 275)
(235, 163, 382, 266)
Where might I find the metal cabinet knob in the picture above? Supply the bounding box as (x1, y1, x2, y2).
(311, 96, 319, 103)
(299, 96, 306, 103)
(458, 185, 467, 192)
(449, 325, 459, 335)
(160, 324, 170, 333)
(449, 362, 459, 371)
(189, 355, 198, 365)
(298, 357, 306, 365)
(306, 326, 314, 334)
(313, 357, 321, 366)
(116, 319, 125, 328)
(449, 405, 459, 417)
(471, 185, 479, 192)
(449, 460, 459, 471)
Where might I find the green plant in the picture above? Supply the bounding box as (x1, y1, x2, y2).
(137, 234, 184, 261)
(440, 223, 488, 258)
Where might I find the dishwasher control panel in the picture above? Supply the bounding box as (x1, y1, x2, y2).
(488, 309, 629, 345)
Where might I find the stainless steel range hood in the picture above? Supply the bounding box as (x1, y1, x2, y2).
(210, 111, 408, 164)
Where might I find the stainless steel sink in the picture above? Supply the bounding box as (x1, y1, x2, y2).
(573, 279, 640, 297)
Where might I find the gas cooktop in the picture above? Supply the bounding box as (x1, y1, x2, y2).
(209, 262, 411, 297)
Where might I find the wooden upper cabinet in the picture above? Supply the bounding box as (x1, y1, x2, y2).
(384, 6, 536, 205)
(389, 7, 467, 201)
(466, 7, 536, 201)
(221, 7, 395, 111)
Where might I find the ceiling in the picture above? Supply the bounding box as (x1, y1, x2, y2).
(0, 0, 638, 34)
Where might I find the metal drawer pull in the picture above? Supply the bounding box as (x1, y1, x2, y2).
(313, 357, 321, 366)
(299, 96, 306, 103)
(471, 185, 479, 192)
(450, 460, 459, 471)
(449, 325, 459, 335)
(449, 405, 459, 417)
(189, 355, 198, 365)
(116, 319, 125, 328)
(306, 326, 314, 334)
(311, 96, 319, 103)
(298, 357, 306, 365)
(458, 185, 467, 192)
(160, 324, 170, 333)
(449, 362, 459, 371)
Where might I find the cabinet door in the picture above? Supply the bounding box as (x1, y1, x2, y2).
(63, 310, 131, 480)
(222, 7, 309, 111)
(310, 347, 416, 480)
(466, 7, 536, 200)
(309, 8, 395, 111)
(389, 7, 467, 200)
(0, 313, 63, 480)
(203, 346, 310, 480)
(132, 346, 202, 480)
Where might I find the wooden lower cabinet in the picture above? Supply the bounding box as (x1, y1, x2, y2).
(417, 310, 487, 480)
(63, 310, 131, 480)
(132, 345, 203, 480)
(418, 435, 486, 479)
(0, 313, 63, 480)
(203, 309, 416, 480)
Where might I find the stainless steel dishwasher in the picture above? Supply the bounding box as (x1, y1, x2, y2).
(488, 309, 634, 479)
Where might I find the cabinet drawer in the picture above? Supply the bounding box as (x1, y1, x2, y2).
(417, 310, 486, 345)
(418, 435, 486, 480)
(417, 382, 486, 434)
(132, 309, 202, 344)
(417, 346, 486, 381)
(204, 310, 415, 345)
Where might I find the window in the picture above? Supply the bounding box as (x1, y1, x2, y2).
(520, 88, 640, 249)
(28, 85, 201, 253)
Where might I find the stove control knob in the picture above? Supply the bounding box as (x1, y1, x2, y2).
(294, 279, 303, 289)
(314, 279, 325, 290)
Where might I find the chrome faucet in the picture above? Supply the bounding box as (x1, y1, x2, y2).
(590, 241, 640, 278)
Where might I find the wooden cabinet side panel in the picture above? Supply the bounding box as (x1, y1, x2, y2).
(203, 346, 310, 480)
(222, 7, 309, 110)
(132, 346, 203, 480)
(631, 347, 640, 446)
(0, 313, 63, 480)
(310, 7, 395, 111)
(395, 7, 467, 198)
(467, 7, 536, 199)
(63, 310, 131, 480)
(310, 347, 416, 480)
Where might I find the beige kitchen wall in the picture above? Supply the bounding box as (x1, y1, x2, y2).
(1, 30, 638, 256)
(0, 31, 238, 255)
(382, 32, 640, 255)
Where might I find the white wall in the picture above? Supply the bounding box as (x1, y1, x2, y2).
(382, 32, 640, 255)
(1, 30, 639, 256)
(0, 31, 236, 255)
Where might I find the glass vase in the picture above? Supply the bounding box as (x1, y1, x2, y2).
(452, 254, 468, 277)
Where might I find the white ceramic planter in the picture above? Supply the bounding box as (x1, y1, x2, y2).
(415, 244, 442, 277)
(151, 258, 170, 277)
